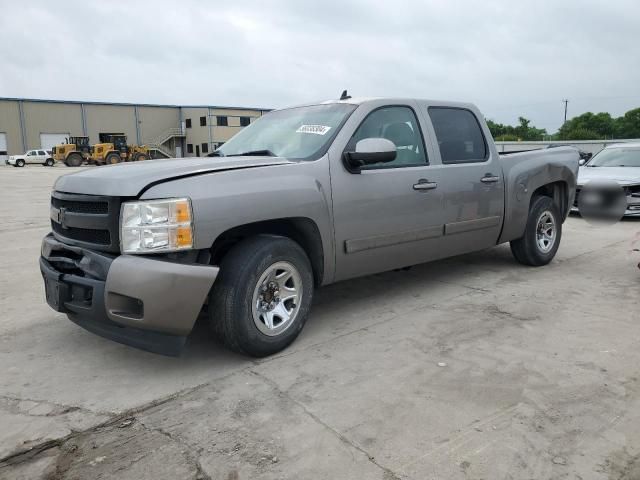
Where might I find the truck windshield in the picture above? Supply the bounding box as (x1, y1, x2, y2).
(588, 148, 640, 167)
(216, 104, 357, 160)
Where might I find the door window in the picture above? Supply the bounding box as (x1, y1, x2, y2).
(347, 106, 428, 169)
(38, 150, 46, 155)
(428, 107, 488, 164)
(27, 151, 36, 156)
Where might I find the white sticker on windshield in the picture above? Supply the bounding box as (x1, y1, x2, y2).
(296, 125, 331, 135)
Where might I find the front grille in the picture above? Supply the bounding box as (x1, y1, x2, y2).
(50, 192, 121, 252)
(51, 196, 108, 214)
(52, 223, 111, 245)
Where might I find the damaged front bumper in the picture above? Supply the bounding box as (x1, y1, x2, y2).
(40, 234, 219, 356)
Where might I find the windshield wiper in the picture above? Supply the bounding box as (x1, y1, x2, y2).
(227, 149, 276, 157)
(207, 150, 224, 157)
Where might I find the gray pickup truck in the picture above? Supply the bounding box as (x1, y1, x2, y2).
(40, 97, 579, 356)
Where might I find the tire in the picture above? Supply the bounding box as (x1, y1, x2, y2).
(16, 159, 25, 167)
(208, 235, 314, 357)
(510, 195, 562, 266)
(105, 153, 121, 165)
(45, 158, 54, 167)
(136, 154, 149, 161)
(65, 153, 82, 167)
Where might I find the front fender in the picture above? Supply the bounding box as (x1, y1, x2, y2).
(140, 159, 335, 282)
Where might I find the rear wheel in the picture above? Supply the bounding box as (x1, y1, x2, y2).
(105, 153, 121, 165)
(136, 154, 149, 161)
(208, 235, 314, 357)
(510, 195, 562, 266)
(45, 158, 54, 167)
(65, 153, 82, 167)
(16, 159, 25, 167)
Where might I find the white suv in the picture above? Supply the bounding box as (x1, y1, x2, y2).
(8, 149, 55, 167)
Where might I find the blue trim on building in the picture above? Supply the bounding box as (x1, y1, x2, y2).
(17, 100, 27, 152)
(0, 96, 271, 112)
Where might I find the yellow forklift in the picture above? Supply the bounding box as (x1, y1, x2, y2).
(52, 136, 91, 167)
(91, 133, 151, 165)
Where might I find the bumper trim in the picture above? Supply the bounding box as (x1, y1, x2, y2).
(40, 234, 219, 356)
(67, 311, 187, 356)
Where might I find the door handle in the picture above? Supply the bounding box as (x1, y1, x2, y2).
(481, 174, 500, 183)
(413, 179, 438, 191)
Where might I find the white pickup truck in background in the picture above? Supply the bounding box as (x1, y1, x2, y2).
(7, 149, 55, 167)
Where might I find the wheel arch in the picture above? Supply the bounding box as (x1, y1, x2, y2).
(499, 163, 575, 245)
(209, 217, 325, 286)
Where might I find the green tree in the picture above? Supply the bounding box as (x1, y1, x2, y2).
(563, 128, 600, 140)
(486, 117, 547, 141)
(615, 108, 640, 138)
(558, 112, 615, 140)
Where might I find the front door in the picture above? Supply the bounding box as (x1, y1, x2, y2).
(331, 104, 446, 281)
(26, 150, 38, 164)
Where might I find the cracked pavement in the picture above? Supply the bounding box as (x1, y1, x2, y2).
(1, 166, 640, 479)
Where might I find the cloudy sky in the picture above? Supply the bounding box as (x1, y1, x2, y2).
(1, 0, 639, 133)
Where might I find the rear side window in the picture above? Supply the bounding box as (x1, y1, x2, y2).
(428, 107, 487, 164)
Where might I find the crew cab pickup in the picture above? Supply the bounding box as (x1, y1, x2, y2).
(40, 97, 579, 356)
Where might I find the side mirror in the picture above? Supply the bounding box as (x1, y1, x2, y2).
(344, 138, 397, 172)
(578, 158, 586, 166)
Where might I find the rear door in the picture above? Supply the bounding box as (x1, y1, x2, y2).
(330, 102, 447, 281)
(419, 104, 505, 257)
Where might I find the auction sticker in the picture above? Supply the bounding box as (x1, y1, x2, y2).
(296, 125, 331, 135)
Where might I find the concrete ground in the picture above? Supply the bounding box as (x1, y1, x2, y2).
(1, 164, 639, 480)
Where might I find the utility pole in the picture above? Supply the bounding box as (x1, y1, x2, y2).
(562, 99, 569, 124)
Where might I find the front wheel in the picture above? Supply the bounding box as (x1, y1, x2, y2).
(208, 235, 314, 357)
(510, 195, 562, 266)
(16, 159, 25, 167)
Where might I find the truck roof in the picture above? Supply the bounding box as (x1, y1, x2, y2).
(283, 97, 477, 111)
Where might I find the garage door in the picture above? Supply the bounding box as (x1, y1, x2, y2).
(0, 133, 7, 164)
(40, 133, 70, 151)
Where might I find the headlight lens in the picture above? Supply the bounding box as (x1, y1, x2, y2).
(120, 198, 193, 254)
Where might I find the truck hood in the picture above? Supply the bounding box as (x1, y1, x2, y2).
(54, 156, 294, 197)
(578, 166, 640, 186)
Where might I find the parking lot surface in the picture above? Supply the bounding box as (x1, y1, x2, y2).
(1, 165, 639, 479)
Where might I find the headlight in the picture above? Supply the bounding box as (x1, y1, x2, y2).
(120, 198, 194, 254)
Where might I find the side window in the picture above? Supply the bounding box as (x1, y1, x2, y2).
(200, 116, 206, 127)
(217, 116, 228, 127)
(38, 150, 46, 155)
(428, 107, 488, 164)
(185, 119, 192, 129)
(347, 106, 428, 169)
(27, 150, 36, 156)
